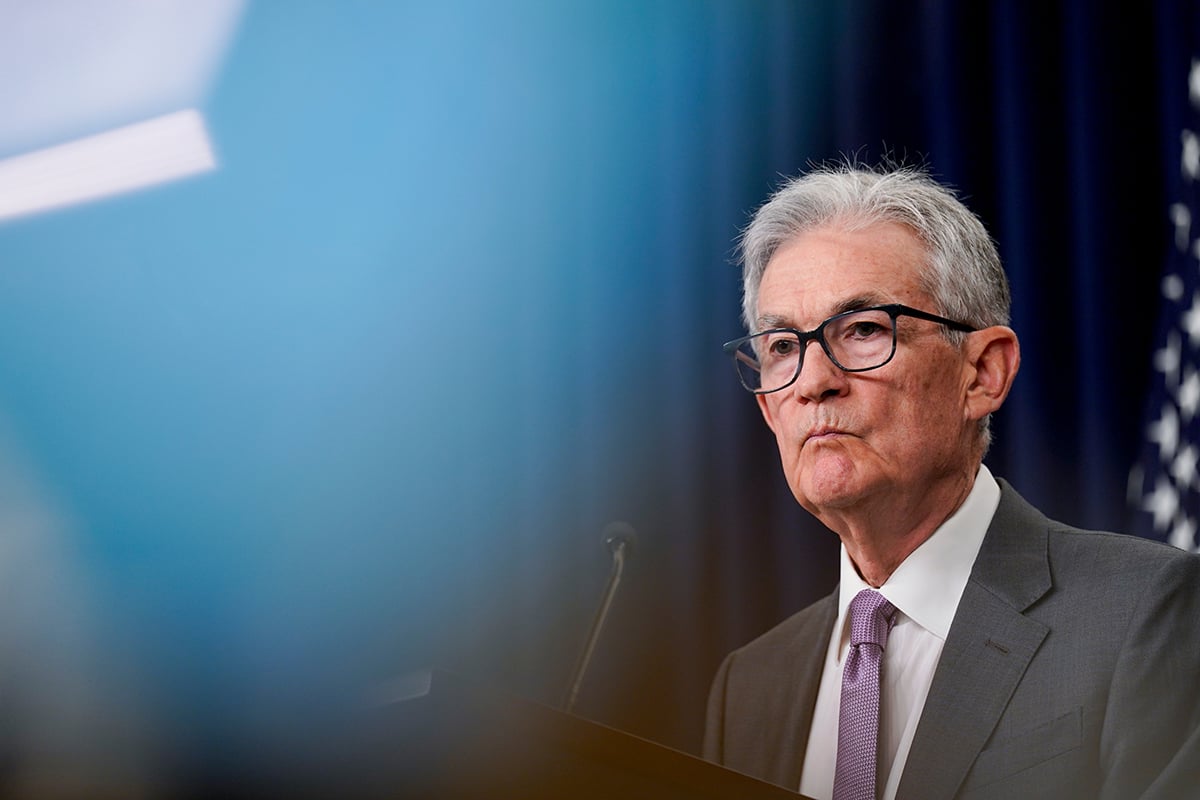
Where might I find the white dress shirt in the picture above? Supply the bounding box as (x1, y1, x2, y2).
(798, 466, 1000, 800)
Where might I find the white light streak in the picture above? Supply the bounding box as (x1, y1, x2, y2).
(0, 109, 215, 223)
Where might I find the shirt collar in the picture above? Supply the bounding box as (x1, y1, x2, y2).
(834, 465, 1000, 655)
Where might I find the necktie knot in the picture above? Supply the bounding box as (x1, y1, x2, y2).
(848, 589, 896, 650)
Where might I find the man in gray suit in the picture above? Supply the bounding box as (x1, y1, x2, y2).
(704, 165, 1200, 800)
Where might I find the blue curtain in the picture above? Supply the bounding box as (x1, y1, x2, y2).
(826, 0, 1167, 530)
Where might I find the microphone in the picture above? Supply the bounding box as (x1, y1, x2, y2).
(561, 521, 637, 713)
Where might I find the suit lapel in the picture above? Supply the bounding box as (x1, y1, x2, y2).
(896, 482, 1053, 800)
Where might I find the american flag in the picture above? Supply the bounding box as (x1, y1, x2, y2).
(1130, 58, 1200, 552)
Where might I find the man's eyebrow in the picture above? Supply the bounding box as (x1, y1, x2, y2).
(756, 295, 886, 331)
(755, 313, 793, 330)
(831, 295, 885, 315)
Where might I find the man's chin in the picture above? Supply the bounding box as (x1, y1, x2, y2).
(789, 452, 868, 510)
(792, 477, 870, 515)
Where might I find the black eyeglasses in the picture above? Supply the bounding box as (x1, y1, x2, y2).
(722, 303, 976, 394)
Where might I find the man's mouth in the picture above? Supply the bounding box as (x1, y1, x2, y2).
(803, 427, 847, 446)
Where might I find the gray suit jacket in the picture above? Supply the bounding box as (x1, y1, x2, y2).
(704, 481, 1200, 799)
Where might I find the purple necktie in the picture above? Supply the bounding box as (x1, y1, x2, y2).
(833, 589, 898, 800)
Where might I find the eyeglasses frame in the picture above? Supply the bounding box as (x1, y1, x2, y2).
(722, 303, 978, 395)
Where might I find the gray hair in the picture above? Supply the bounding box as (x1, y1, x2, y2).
(738, 164, 1010, 335)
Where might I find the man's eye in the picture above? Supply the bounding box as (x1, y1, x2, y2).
(846, 321, 888, 339)
(767, 338, 798, 357)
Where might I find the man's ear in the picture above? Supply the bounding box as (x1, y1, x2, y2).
(963, 326, 1020, 422)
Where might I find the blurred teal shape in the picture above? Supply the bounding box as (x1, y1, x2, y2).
(0, 415, 159, 794)
(0, 0, 834, 778)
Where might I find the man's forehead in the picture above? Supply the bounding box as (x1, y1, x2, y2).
(755, 224, 931, 328)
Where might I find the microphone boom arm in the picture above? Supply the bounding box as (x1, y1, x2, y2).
(562, 523, 635, 713)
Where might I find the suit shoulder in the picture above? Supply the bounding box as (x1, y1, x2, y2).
(729, 590, 837, 663)
(995, 479, 1199, 580)
(1034, 520, 1200, 629)
(1044, 520, 1200, 577)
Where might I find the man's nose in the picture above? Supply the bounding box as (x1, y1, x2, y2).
(788, 338, 848, 401)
